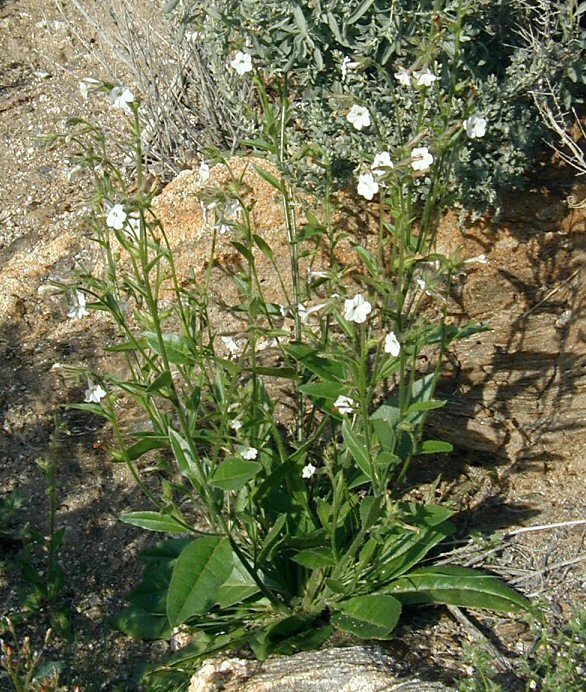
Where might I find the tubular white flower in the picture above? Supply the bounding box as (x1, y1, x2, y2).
(357, 173, 379, 201)
(411, 147, 434, 172)
(125, 216, 141, 241)
(344, 293, 372, 323)
(297, 302, 326, 324)
(221, 336, 241, 358)
(67, 291, 89, 319)
(109, 86, 135, 113)
(230, 419, 242, 431)
(230, 51, 253, 75)
(84, 381, 107, 403)
(394, 68, 411, 86)
(371, 152, 394, 178)
(463, 114, 487, 139)
(302, 463, 317, 479)
(240, 446, 258, 460)
(334, 395, 356, 415)
(106, 204, 127, 230)
(346, 105, 371, 130)
(384, 331, 401, 357)
(198, 161, 210, 182)
(414, 68, 437, 87)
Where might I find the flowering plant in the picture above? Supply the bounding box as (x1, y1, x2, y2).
(50, 3, 548, 689)
(54, 51, 535, 683)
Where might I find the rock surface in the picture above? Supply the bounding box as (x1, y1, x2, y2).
(188, 646, 451, 691)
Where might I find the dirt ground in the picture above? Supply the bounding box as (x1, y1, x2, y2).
(0, 1, 585, 690)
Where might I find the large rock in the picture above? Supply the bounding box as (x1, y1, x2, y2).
(187, 646, 451, 691)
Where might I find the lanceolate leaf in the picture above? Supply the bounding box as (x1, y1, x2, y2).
(384, 566, 531, 613)
(167, 537, 233, 626)
(209, 457, 262, 491)
(331, 594, 402, 639)
(292, 547, 336, 569)
(120, 511, 191, 534)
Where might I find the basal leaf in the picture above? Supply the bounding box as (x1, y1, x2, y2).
(167, 537, 233, 626)
(113, 608, 172, 640)
(419, 439, 453, 454)
(331, 594, 402, 639)
(384, 566, 531, 613)
(292, 547, 336, 569)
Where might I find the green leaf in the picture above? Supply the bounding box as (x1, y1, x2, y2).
(113, 608, 172, 640)
(144, 332, 194, 365)
(147, 371, 174, 394)
(298, 381, 342, 408)
(419, 440, 453, 454)
(252, 164, 285, 193)
(252, 234, 275, 261)
(331, 594, 402, 639)
(384, 566, 531, 613)
(250, 615, 333, 660)
(347, 0, 376, 25)
(258, 513, 287, 563)
(122, 435, 169, 461)
(120, 511, 190, 534)
(284, 343, 346, 382)
(209, 457, 262, 491)
(292, 547, 336, 569)
(168, 428, 200, 485)
(215, 556, 260, 608)
(230, 240, 254, 263)
(167, 537, 233, 626)
(342, 420, 371, 477)
(407, 399, 446, 413)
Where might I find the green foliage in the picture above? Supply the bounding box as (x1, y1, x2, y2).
(56, 7, 538, 681)
(180, 0, 586, 215)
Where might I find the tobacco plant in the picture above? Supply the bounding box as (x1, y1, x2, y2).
(58, 4, 535, 688)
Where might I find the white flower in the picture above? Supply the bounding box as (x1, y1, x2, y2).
(106, 204, 127, 230)
(67, 290, 89, 319)
(230, 51, 253, 75)
(221, 336, 241, 358)
(334, 395, 356, 415)
(346, 104, 371, 131)
(357, 173, 379, 201)
(108, 86, 135, 113)
(394, 68, 411, 86)
(240, 446, 258, 460)
(411, 146, 434, 172)
(198, 161, 210, 182)
(463, 114, 487, 139)
(297, 302, 326, 324)
(302, 463, 317, 479)
(79, 77, 100, 100)
(230, 419, 242, 431)
(341, 56, 360, 80)
(371, 152, 394, 178)
(384, 331, 401, 357)
(84, 381, 107, 403)
(344, 294, 372, 324)
(414, 68, 437, 87)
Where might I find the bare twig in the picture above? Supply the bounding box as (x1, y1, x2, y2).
(505, 519, 586, 537)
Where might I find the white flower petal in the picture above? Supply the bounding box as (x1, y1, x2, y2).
(302, 463, 317, 479)
(463, 114, 487, 139)
(384, 331, 401, 357)
(357, 173, 379, 201)
(230, 51, 253, 75)
(346, 105, 371, 131)
(240, 446, 258, 460)
(344, 294, 372, 324)
(371, 152, 394, 178)
(411, 147, 434, 172)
